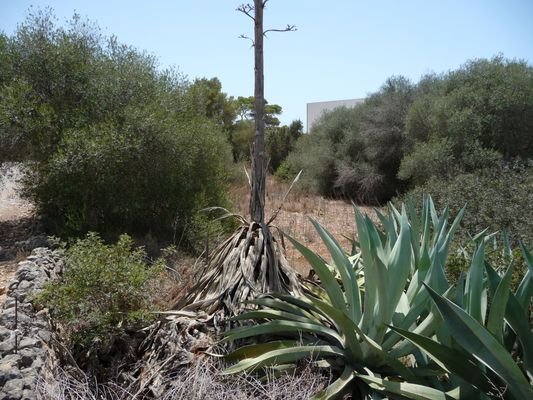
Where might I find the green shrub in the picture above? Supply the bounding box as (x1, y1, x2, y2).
(446, 235, 528, 290)
(287, 77, 414, 203)
(36, 233, 164, 356)
(26, 113, 232, 246)
(1, 10, 234, 247)
(285, 132, 336, 195)
(397, 137, 457, 185)
(401, 56, 533, 189)
(265, 120, 303, 173)
(397, 161, 533, 247)
(274, 160, 293, 181)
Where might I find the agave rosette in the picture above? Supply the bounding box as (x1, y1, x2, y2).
(223, 197, 465, 399)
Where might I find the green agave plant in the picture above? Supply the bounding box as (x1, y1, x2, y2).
(222, 197, 467, 399)
(391, 239, 533, 400)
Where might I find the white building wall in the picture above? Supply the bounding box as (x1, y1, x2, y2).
(307, 98, 364, 132)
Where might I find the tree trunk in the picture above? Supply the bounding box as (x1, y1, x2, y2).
(249, 0, 265, 223)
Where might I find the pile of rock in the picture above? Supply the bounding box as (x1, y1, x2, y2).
(0, 248, 63, 400)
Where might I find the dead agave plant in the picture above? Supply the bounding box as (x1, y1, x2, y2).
(173, 213, 303, 317)
(174, 172, 303, 317)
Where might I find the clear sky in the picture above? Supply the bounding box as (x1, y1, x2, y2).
(1, 1, 532, 129)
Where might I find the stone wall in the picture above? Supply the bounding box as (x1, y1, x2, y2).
(0, 248, 63, 400)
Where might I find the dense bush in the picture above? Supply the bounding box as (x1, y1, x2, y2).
(287, 77, 414, 203)
(36, 233, 163, 362)
(284, 128, 337, 194)
(0, 9, 234, 245)
(286, 57, 533, 204)
(266, 119, 303, 173)
(397, 161, 533, 247)
(26, 114, 232, 242)
(400, 56, 533, 186)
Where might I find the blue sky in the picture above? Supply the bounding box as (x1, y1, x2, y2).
(1, 1, 532, 129)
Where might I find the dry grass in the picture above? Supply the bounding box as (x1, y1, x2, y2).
(228, 176, 381, 275)
(37, 357, 329, 400)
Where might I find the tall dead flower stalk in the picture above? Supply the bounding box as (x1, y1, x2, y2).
(173, 1, 301, 318)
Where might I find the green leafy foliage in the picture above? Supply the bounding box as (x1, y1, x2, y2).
(0, 9, 233, 245)
(401, 56, 533, 187)
(398, 161, 533, 247)
(35, 232, 163, 356)
(287, 76, 415, 203)
(234, 95, 282, 127)
(266, 119, 303, 172)
(285, 57, 533, 204)
(228, 96, 287, 162)
(28, 114, 232, 243)
(223, 198, 465, 399)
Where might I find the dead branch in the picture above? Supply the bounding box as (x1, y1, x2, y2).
(264, 24, 297, 37)
(236, 4, 255, 21)
(238, 33, 255, 47)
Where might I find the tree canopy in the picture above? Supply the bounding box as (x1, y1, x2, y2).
(0, 9, 233, 245)
(286, 56, 533, 204)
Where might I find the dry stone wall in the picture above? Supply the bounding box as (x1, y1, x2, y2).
(0, 248, 62, 400)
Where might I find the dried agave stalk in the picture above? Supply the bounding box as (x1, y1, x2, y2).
(173, 221, 302, 316)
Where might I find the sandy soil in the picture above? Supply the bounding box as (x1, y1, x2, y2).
(0, 164, 35, 304)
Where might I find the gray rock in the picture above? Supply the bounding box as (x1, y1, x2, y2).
(9, 292, 28, 304)
(32, 330, 50, 344)
(21, 374, 35, 390)
(0, 359, 22, 386)
(18, 338, 41, 350)
(17, 348, 41, 369)
(14, 262, 33, 273)
(16, 281, 32, 291)
(0, 309, 31, 327)
(3, 302, 33, 315)
(21, 390, 36, 400)
(30, 356, 43, 370)
(0, 338, 16, 355)
(0, 354, 21, 367)
(16, 268, 41, 283)
(2, 298, 15, 309)
(0, 247, 64, 398)
(0, 327, 11, 341)
(1, 378, 25, 399)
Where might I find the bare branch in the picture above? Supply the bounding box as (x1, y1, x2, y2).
(264, 24, 297, 37)
(238, 34, 255, 47)
(236, 3, 255, 21)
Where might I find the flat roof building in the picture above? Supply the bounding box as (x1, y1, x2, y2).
(307, 98, 364, 132)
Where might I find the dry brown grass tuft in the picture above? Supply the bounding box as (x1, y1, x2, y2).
(37, 357, 329, 400)
(153, 252, 206, 310)
(228, 175, 381, 275)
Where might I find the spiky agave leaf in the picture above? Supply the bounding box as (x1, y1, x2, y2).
(424, 284, 533, 400)
(224, 210, 452, 398)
